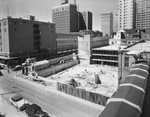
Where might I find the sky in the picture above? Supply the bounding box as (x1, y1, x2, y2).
(0, 0, 118, 31)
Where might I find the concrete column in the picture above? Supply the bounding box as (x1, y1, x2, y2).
(78, 35, 91, 64)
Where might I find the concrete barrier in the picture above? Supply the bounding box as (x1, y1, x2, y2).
(99, 61, 149, 117)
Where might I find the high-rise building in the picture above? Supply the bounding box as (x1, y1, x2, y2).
(118, 0, 136, 30)
(113, 14, 118, 33)
(80, 11, 92, 30)
(0, 16, 56, 66)
(101, 12, 113, 36)
(136, 0, 150, 29)
(52, 3, 78, 33)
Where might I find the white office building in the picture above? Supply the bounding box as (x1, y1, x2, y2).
(136, 0, 150, 29)
(118, 0, 136, 30)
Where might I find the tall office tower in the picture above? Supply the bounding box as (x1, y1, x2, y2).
(101, 12, 113, 36)
(80, 11, 92, 30)
(52, 3, 78, 33)
(118, 0, 136, 30)
(113, 14, 118, 33)
(136, 0, 150, 29)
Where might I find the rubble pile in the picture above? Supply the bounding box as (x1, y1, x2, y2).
(49, 64, 118, 97)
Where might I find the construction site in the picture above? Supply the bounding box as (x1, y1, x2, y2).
(17, 53, 118, 106)
(17, 35, 119, 106)
(46, 64, 118, 98)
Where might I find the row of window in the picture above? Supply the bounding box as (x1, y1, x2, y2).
(52, 6, 70, 13)
(57, 42, 77, 46)
(0, 22, 6, 26)
(93, 50, 118, 55)
(124, 57, 129, 67)
(92, 56, 118, 61)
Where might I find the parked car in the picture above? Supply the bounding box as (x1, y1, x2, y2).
(25, 104, 50, 117)
(9, 94, 28, 110)
(20, 103, 30, 111)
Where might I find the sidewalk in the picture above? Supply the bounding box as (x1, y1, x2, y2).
(0, 97, 27, 117)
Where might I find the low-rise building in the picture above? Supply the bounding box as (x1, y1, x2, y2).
(91, 45, 126, 66)
(30, 60, 49, 72)
(0, 16, 56, 67)
(118, 41, 150, 83)
(110, 30, 141, 46)
(78, 35, 109, 64)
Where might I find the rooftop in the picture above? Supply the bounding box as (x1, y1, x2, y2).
(33, 60, 49, 66)
(0, 17, 54, 25)
(124, 42, 150, 52)
(92, 45, 126, 51)
(52, 3, 76, 9)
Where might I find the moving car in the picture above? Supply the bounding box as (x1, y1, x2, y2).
(25, 104, 50, 117)
(9, 94, 27, 110)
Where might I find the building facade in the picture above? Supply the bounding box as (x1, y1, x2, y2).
(113, 14, 118, 33)
(52, 3, 78, 33)
(0, 16, 56, 66)
(56, 33, 78, 54)
(91, 45, 126, 66)
(80, 11, 92, 30)
(101, 12, 113, 36)
(118, 41, 150, 83)
(136, 0, 150, 29)
(118, 0, 136, 30)
(78, 35, 109, 64)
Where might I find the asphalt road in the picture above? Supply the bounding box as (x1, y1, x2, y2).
(0, 72, 104, 117)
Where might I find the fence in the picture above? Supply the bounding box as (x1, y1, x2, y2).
(57, 82, 109, 106)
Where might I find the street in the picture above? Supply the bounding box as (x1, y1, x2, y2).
(0, 71, 104, 117)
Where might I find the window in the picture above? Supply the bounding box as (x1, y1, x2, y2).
(124, 57, 129, 67)
(4, 29, 6, 32)
(3, 22, 6, 25)
(15, 28, 17, 32)
(14, 22, 17, 25)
